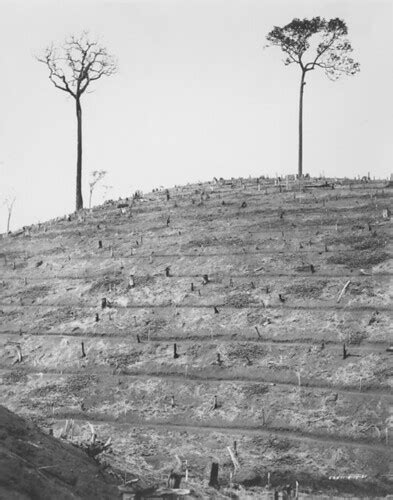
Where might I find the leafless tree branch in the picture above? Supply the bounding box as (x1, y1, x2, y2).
(37, 33, 117, 100)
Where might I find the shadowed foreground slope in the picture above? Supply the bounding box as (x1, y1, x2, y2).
(0, 405, 118, 500)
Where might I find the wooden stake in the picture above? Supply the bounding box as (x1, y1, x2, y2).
(227, 446, 240, 471)
(337, 280, 351, 303)
(129, 275, 135, 288)
(81, 342, 86, 358)
(16, 346, 22, 363)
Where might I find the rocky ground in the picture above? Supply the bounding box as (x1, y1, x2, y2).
(0, 177, 392, 498)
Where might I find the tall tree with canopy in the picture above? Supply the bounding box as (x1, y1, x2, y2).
(38, 33, 117, 210)
(266, 18, 360, 178)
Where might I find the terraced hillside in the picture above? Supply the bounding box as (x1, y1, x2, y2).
(1, 177, 393, 498)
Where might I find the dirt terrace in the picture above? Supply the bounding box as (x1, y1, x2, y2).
(0, 177, 393, 498)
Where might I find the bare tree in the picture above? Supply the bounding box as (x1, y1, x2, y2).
(266, 18, 359, 177)
(89, 170, 107, 208)
(37, 32, 117, 211)
(3, 196, 16, 233)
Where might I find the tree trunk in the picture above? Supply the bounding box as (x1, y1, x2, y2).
(6, 210, 12, 233)
(76, 98, 83, 211)
(298, 70, 306, 178)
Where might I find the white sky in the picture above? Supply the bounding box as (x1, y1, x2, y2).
(1, 0, 392, 231)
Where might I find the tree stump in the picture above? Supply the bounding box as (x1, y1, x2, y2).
(167, 470, 181, 488)
(209, 463, 219, 488)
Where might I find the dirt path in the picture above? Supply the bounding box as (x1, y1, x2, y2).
(52, 414, 393, 453)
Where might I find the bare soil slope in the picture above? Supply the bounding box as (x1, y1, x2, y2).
(0, 177, 392, 497)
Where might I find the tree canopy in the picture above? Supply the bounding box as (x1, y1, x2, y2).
(266, 17, 360, 80)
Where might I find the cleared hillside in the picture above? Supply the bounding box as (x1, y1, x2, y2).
(1, 177, 393, 498)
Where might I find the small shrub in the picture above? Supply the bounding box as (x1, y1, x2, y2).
(327, 250, 389, 268)
(285, 279, 327, 299)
